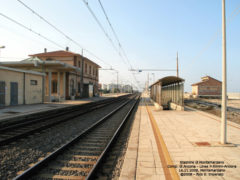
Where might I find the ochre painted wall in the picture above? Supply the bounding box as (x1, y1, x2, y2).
(25, 73, 43, 104)
(0, 69, 43, 106)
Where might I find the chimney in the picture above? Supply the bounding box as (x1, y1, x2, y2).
(66, 47, 69, 51)
(44, 48, 47, 53)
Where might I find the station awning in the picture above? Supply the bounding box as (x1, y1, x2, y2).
(0, 57, 81, 72)
(150, 76, 185, 87)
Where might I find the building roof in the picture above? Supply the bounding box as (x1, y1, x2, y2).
(191, 76, 222, 86)
(29, 50, 101, 68)
(150, 76, 185, 87)
(29, 50, 81, 57)
(0, 65, 45, 76)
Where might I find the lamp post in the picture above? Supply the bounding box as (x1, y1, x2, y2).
(221, 0, 227, 144)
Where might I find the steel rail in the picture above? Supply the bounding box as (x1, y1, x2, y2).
(13, 94, 138, 180)
(0, 94, 130, 131)
(86, 95, 140, 179)
(0, 94, 132, 146)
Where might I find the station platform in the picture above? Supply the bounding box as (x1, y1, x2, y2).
(120, 93, 240, 180)
(0, 93, 127, 122)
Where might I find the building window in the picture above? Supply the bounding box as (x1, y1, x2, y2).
(52, 80, 57, 93)
(96, 69, 98, 76)
(85, 63, 87, 74)
(30, 80, 38, 85)
(89, 66, 91, 75)
(93, 68, 95, 76)
(78, 61, 81, 67)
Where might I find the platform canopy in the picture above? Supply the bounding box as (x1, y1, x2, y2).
(0, 57, 81, 72)
(149, 76, 185, 107)
(150, 76, 185, 87)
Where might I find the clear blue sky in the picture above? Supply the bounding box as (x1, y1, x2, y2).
(0, 0, 239, 92)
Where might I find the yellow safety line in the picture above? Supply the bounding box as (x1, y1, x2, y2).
(146, 102, 180, 180)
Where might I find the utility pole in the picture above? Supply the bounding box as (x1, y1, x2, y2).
(81, 48, 84, 98)
(116, 71, 119, 94)
(176, 52, 179, 77)
(221, 0, 227, 144)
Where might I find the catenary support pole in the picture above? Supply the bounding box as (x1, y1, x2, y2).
(221, 0, 227, 144)
(176, 52, 179, 77)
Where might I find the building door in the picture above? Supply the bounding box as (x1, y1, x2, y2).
(83, 84, 89, 98)
(70, 79, 75, 96)
(10, 82, 18, 105)
(0, 81, 5, 106)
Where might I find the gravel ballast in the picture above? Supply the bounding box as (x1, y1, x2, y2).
(0, 99, 129, 179)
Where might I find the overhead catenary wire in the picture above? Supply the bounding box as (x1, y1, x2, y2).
(81, 0, 129, 66)
(97, 0, 143, 90)
(97, 0, 133, 69)
(92, 0, 140, 89)
(16, 0, 112, 69)
(0, 13, 64, 49)
(15, 0, 139, 90)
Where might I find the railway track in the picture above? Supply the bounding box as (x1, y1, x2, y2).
(0, 94, 131, 146)
(13, 94, 140, 180)
(184, 99, 240, 113)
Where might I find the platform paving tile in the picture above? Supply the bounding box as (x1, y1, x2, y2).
(120, 97, 166, 180)
(148, 97, 240, 180)
(135, 104, 165, 179)
(121, 95, 240, 179)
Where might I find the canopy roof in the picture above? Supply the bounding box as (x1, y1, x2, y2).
(150, 76, 184, 87)
(29, 50, 101, 68)
(0, 57, 81, 72)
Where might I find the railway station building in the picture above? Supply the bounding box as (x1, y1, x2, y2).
(0, 66, 45, 106)
(191, 76, 222, 98)
(150, 76, 185, 110)
(0, 48, 101, 102)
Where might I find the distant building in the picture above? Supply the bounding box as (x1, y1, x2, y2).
(191, 76, 222, 97)
(102, 84, 108, 90)
(108, 83, 118, 93)
(122, 85, 133, 93)
(0, 48, 101, 101)
(102, 83, 133, 93)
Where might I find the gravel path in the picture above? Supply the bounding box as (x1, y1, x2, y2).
(0, 99, 127, 180)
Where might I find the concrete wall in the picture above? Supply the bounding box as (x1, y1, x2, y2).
(0, 69, 24, 105)
(25, 73, 43, 104)
(0, 68, 44, 106)
(192, 77, 222, 96)
(40, 55, 99, 97)
(198, 85, 221, 96)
